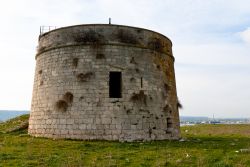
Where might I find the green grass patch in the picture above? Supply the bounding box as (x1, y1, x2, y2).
(0, 115, 249, 167)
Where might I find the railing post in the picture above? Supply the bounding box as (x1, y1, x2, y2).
(40, 25, 57, 35)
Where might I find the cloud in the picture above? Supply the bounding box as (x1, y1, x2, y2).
(174, 43, 250, 66)
(0, 0, 250, 117)
(239, 27, 250, 44)
(176, 58, 250, 118)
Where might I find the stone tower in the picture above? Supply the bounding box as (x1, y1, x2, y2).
(28, 24, 180, 141)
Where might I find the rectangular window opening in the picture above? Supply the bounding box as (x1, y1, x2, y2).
(167, 118, 173, 128)
(141, 77, 143, 88)
(109, 72, 122, 98)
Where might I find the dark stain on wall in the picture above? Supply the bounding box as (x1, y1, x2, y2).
(76, 72, 94, 82)
(116, 29, 138, 45)
(130, 90, 147, 105)
(55, 100, 68, 112)
(148, 38, 164, 52)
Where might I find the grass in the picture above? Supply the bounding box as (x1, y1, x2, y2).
(0, 115, 249, 167)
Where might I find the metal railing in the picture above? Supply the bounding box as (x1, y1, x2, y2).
(40, 26, 57, 35)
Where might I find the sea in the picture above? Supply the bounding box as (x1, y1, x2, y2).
(0, 110, 29, 122)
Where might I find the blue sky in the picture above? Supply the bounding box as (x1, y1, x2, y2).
(0, 0, 249, 118)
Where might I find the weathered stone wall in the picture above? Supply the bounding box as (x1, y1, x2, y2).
(28, 24, 180, 141)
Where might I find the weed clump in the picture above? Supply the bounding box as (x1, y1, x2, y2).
(55, 100, 68, 112)
(63, 92, 74, 104)
(177, 99, 183, 109)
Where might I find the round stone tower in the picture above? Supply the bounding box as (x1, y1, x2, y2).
(28, 24, 180, 141)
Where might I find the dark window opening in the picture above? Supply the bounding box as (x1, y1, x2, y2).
(141, 77, 143, 88)
(109, 72, 122, 98)
(167, 118, 173, 128)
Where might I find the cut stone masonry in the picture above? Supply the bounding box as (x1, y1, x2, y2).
(28, 24, 180, 141)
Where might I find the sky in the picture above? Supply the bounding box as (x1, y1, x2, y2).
(0, 0, 249, 118)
